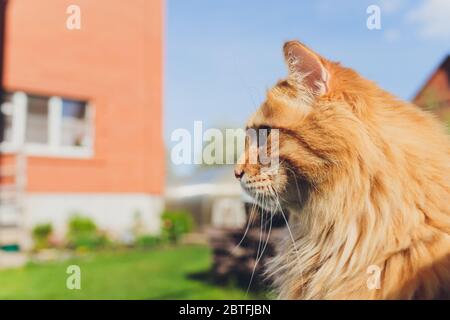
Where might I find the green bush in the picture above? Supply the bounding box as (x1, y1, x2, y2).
(135, 235, 160, 249)
(161, 210, 194, 243)
(68, 215, 96, 235)
(32, 223, 53, 250)
(66, 215, 110, 251)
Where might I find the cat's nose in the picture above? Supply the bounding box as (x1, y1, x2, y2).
(234, 168, 244, 180)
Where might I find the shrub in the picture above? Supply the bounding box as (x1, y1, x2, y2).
(32, 223, 53, 250)
(66, 214, 110, 251)
(131, 210, 146, 236)
(68, 215, 97, 235)
(161, 210, 194, 243)
(135, 234, 160, 249)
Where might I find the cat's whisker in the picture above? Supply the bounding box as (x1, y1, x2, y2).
(233, 192, 259, 253)
(273, 189, 299, 257)
(257, 207, 274, 270)
(285, 166, 303, 205)
(246, 193, 266, 294)
(272, 189, 307, 289)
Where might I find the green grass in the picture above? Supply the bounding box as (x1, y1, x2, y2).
(0, 245, 255, 299)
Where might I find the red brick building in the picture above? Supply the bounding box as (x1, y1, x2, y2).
(0, 0, 164, 248)
(413, 55, 450, 123)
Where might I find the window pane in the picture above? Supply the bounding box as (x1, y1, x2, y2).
(61, 99, 89, 147)
(1, 93, 14, 143)
(25, 95, 49, 144)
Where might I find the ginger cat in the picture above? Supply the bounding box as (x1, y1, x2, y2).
(234, 40, 450, 299)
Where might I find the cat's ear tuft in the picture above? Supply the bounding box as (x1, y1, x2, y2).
(283, 40, 329, 97)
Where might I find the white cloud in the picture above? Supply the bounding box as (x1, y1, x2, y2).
(408, 0, 450, 40)
(380, 0, 406, 15)
(384, 28, 401, 42)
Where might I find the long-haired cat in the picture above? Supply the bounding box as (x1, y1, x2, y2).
(234, 40, 450, 299)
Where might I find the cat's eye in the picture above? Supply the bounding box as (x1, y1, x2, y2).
(257, 125, 271, 147)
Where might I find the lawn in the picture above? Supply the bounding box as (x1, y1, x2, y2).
(0, 245, 257, 299)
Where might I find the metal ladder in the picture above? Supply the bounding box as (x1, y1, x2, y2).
(0, 151, 27, 250)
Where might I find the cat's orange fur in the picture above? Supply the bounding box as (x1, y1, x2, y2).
(235, 40, 450, 299)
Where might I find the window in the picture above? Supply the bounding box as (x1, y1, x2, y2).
(61, 99, 90, 148)
(1, 93, 14, 144)
(0, 91, 93, 158)
(25, 95, 49, 144)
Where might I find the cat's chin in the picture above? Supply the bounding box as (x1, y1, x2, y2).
(249, 195, 280, 213)
(257, 201, 279, 213)
(240, 180, 285, 212)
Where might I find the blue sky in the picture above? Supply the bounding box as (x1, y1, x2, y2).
(165, 0, 450, 174)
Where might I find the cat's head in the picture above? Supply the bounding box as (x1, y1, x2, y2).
(235, 40, 377, 212)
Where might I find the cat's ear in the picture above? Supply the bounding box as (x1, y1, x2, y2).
(283, 40, 329, 97)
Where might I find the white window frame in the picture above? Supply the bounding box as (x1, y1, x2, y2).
(0, 91, 94, 158)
